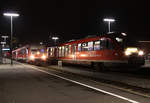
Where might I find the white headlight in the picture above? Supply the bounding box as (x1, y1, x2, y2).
(30, 55, 35, 60)
(125, 51, 131, 56)
(37, 51, 40, 55)
(41, 55, 47, 60)
(138, 51, 144, 56)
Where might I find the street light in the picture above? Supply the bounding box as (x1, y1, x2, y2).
(3, 12, 19, 65)
(52, 37, 59, 45)
(104, 18, 115, 33)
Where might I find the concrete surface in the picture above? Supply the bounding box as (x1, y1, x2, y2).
(0, 60, 150, 103)
(49, 61, 150, 89)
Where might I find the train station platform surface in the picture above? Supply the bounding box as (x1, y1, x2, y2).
(1, 58, 150, 90)
(0, 58, 19, 69)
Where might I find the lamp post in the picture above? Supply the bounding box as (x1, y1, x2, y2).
(103, 18, 115, 33)
(3, 13, 19, 65)
(52, 37, 59, 45)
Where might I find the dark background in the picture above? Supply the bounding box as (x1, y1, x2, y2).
(0, 0, 150, 45)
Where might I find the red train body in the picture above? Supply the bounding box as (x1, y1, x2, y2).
(12, 33, 145, 71)
(47, 33, 145, 70)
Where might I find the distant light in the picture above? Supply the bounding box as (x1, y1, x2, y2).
(104, 18, 115, 22)
(37, 51, 40, 55)
(121, 32, 127, 36)
(52, 37, 59, 40)
(138, 50, 144, 56)
(80, 54, 87, 57)
(3, 13, 19, 17)
(40, 49, 44, 52)
(41, 54, 47, 60)
(1, 36, 9, 38)
(2, 48, 10, 51)
(40, 42, 43, 45)
(138, 41, 150, 43)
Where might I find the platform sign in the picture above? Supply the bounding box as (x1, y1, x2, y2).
(1, 42, 6, 45)
(2, 48, 10, 51)
(1, 36, 9, 38)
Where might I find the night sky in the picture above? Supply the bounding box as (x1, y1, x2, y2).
(0, 0, 150, 45)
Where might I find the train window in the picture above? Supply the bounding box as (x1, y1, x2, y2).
(61, 46, 65, 57)
(78, 43, 81, 52)
(88, 41, 93, 51)
(65, 45, 69, 56)
(59, 47, 62, 57)
(94, 41, 100, 50)
(82, 42, 88, 51)
(50, 48, 55, 57)
(107, 39, 114, 49)
(72, 44, 76, 54)
(69, 45, 71, 54)
(100, 39, 107, 49)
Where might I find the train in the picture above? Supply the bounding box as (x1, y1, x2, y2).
(12, 32, 145, 71)
(12, 44, 47, 65)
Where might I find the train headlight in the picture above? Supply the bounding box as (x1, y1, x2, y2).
(125, 51, 131, 56)
(37, 51, 40, 55)
(41, 54, 47, 60)
(30, 55, 35, 60)
(138, 50, 144, 56)
(125, 47, 138, 56)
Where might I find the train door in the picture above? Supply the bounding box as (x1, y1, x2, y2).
(72, 44, 76, 60)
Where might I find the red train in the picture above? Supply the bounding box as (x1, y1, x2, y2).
(12, 32, 145, 71)
(12, 44, 47, 64)
(47, 32, 145, 71)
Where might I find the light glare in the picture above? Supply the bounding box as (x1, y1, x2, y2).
(4, 13, 19, 17)
(138, 51, 144, 56)
(41, 55, 47, 60)
(104, 18, 115, 22)
(52, 37, 59, 40)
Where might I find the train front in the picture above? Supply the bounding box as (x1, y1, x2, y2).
(29, 48, 47, 64)
(115, 33, 145, 66)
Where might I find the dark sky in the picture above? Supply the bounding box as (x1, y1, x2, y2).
(0, 0, 150, 44)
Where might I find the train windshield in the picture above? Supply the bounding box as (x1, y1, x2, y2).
(31, 49, 45, 54)
(115, 36, 139, 48)
(109, 33, 139, 48)
(31, 49, 39, 54)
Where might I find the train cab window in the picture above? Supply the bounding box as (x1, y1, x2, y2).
(88, 41, 93, 51)
(82, 42, 88, 51)
(78, 43, 81, 52)
(94, 41, 100, 50)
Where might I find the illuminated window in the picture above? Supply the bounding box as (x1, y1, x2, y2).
(65, 45, 69, 56)
(69, 45, 71, 54)
(88, 41, 93, 51)
(94, 41, 100, 50)
(82, 42, 88, 51)
(61, 46, 65, 57)
(59, 47, 62, 57)
(78, 43, 81, 52)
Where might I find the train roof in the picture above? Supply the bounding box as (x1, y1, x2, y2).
(59, 32, 127, 45)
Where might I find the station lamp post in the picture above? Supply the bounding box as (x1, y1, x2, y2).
(52, 37, 59, 45)
(3, 12, 19, 65)
(103, 18, 115, 33)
